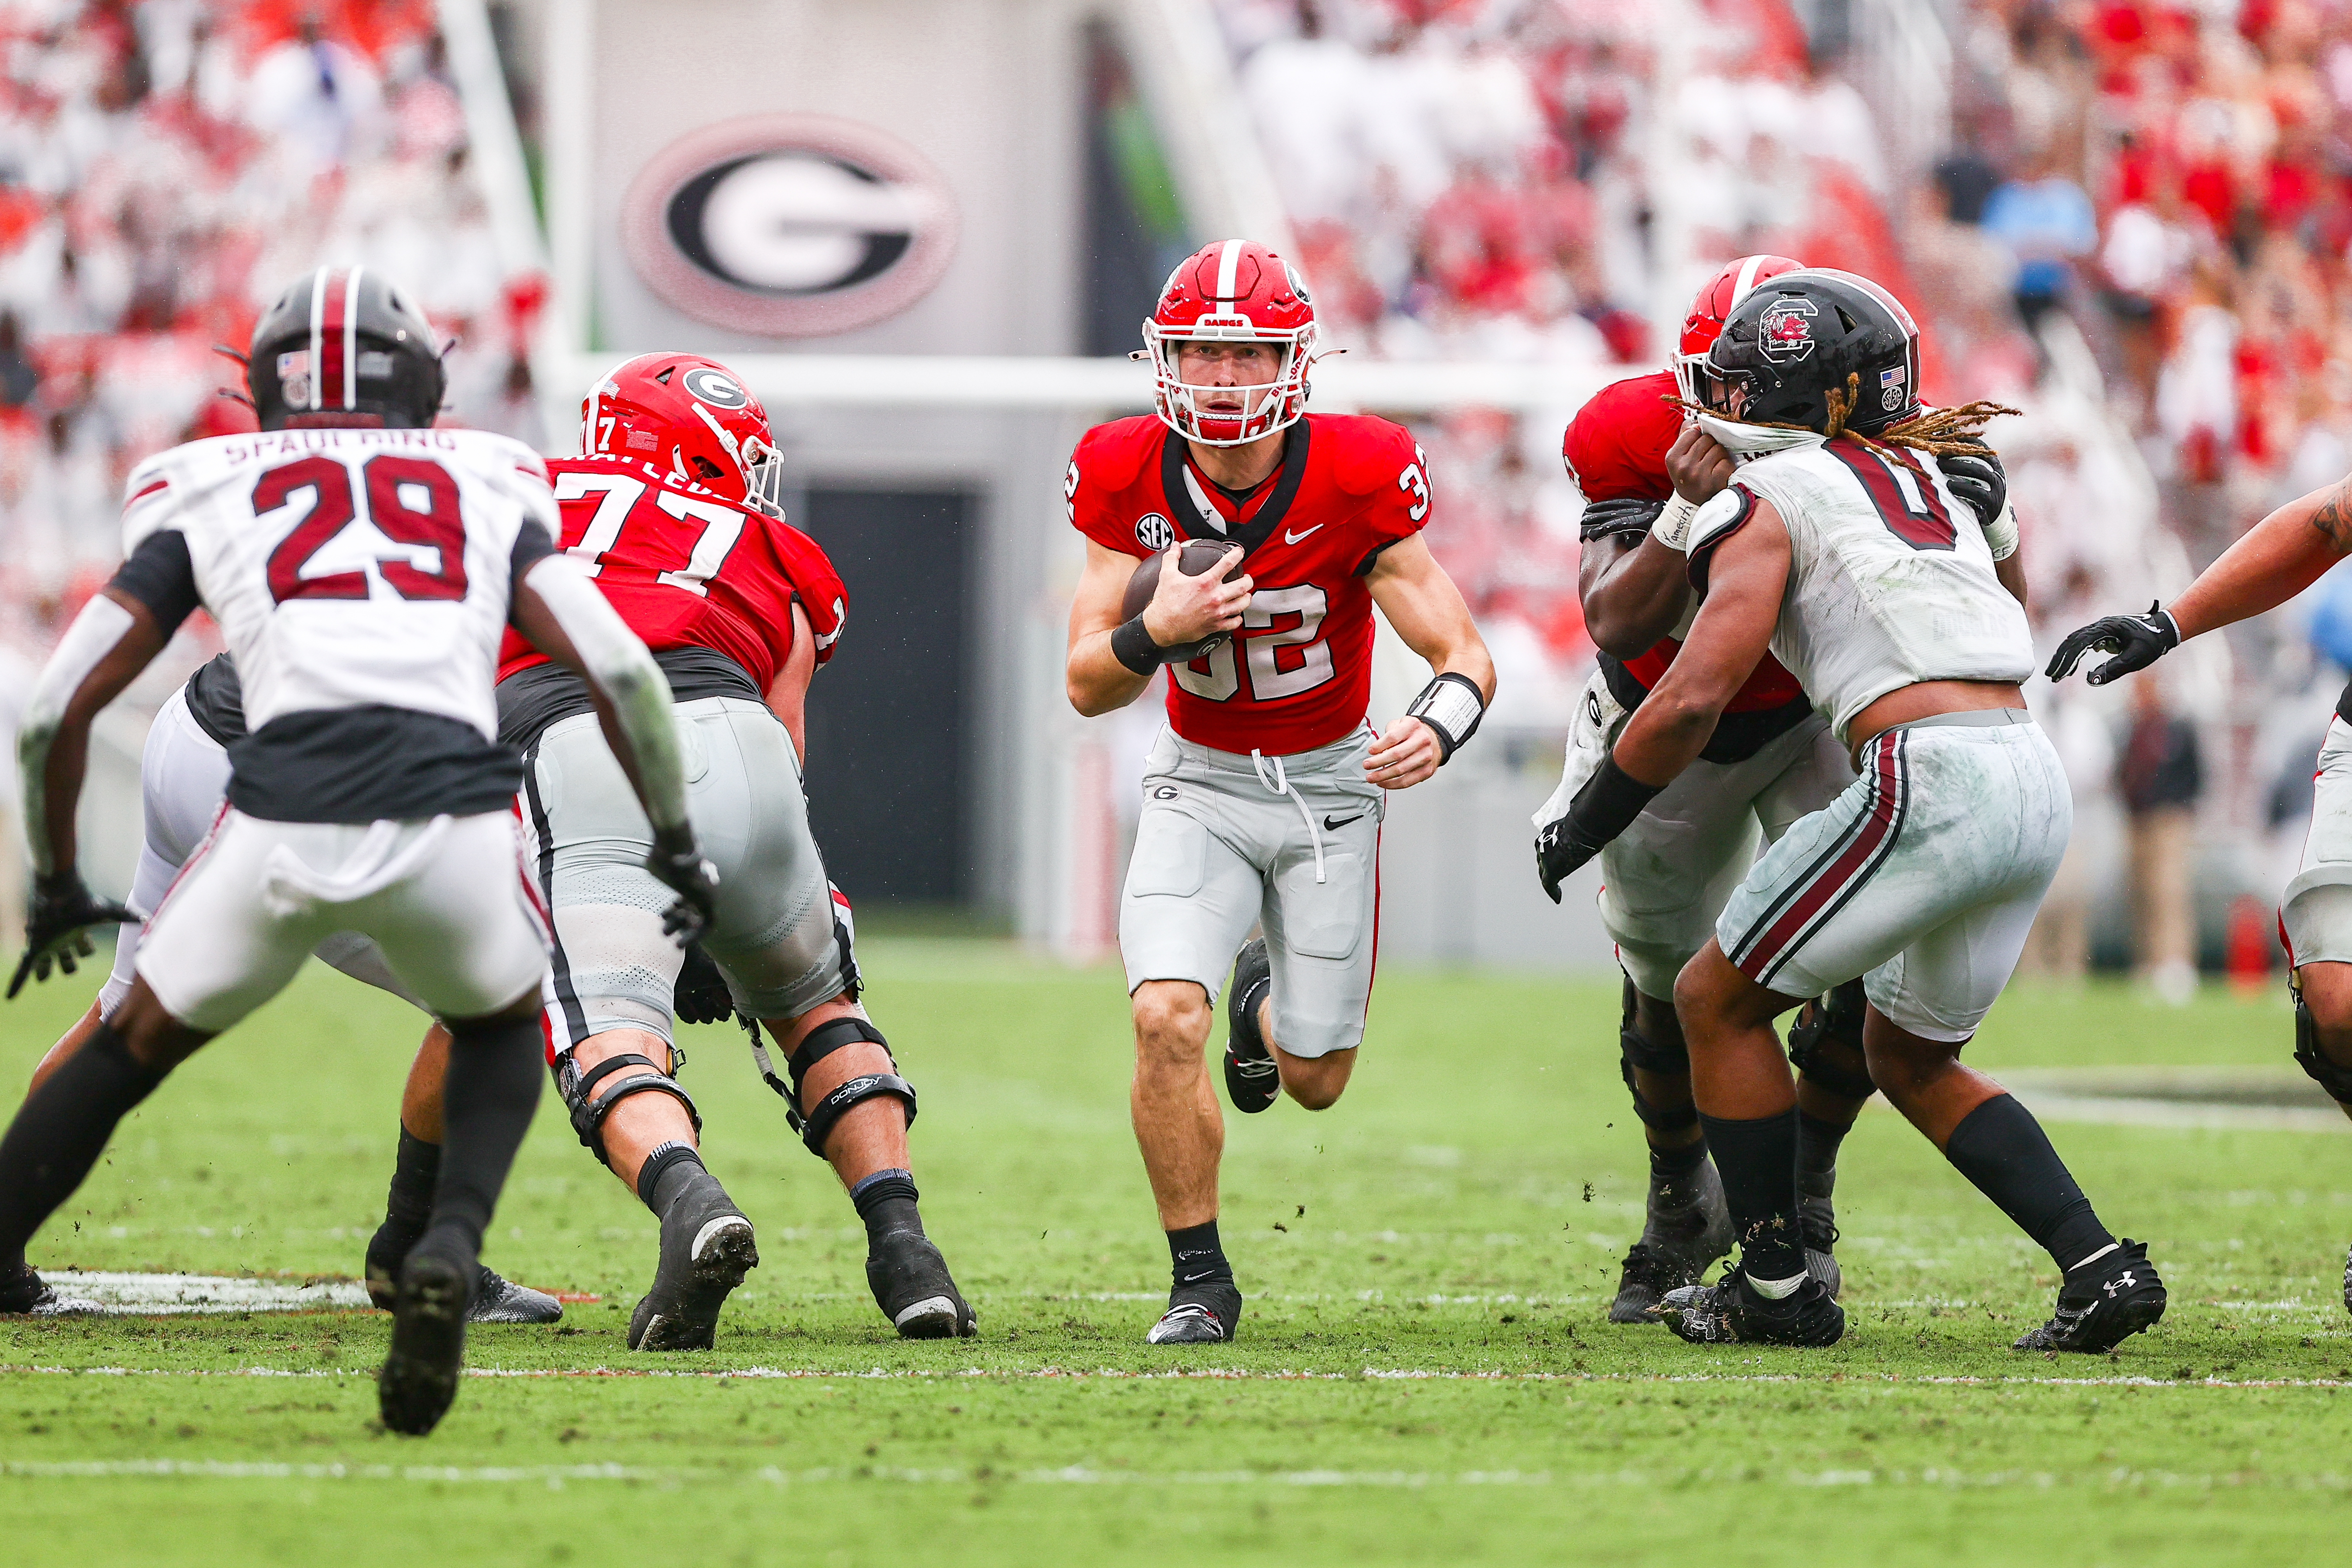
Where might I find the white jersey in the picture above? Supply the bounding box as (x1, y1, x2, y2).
(121, 427, 556, 741)
(1688, 437, 2033, 742)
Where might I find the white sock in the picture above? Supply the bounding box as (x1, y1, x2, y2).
(1745, 1270, 1807, 1300)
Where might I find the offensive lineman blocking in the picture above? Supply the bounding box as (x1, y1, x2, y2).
(1065, 240, 1494, 1343)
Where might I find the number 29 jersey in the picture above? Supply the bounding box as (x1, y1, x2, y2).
(494, 453, 847, 691)
(1067, 412, 1431, 756)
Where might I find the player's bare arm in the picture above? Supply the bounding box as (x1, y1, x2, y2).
(1064, 538, 1252, 716)
(763, 601, 818, 763)
(9, 588, 159, 993)
(2049, 475, 2352, 685)
(1612, 505, 1789, 787)
(1364, 533, 1494, 789)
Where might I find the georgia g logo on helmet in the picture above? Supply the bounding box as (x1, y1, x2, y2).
(1758, 297, 1818, 362)
(680, 366, 750, 410)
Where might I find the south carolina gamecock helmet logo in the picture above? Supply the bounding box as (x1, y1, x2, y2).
(1758, 298, 1818, 362)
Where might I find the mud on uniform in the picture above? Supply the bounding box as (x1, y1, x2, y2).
(1069, 412, 1426, 1058)
(1684, 434, 2059, 1043)
(106, 428, 560, 1032)
(1536, 371, 1854, 998)
(498, 454, 853, 1054)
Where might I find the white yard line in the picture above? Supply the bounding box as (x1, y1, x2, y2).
(36, 1273, 373, 1315)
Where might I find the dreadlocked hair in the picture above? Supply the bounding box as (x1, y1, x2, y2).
(1666, 377, 2021, 456)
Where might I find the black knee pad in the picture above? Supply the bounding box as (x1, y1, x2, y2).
(555, 1048, 702, 1168)
(2293, 988, 2352, 1106)
(1788, 980, 1877, 1101)
(1616, 973, 1697, 1131)
(745, 1015, 919, 1158)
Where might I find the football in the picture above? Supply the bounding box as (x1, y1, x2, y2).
(1120, 539, 1246, 660)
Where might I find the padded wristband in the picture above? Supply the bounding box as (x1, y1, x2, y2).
(1406, 671, 1487, 762)
(1567, 753, 1666, 850)
(1651, 494, 1700, 553)
(1111, 615, 1166, 676)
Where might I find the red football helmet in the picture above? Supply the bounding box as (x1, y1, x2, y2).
(582, 353, 784, 515)
(1675, 254, 1804, 405)
(1140, 239, 1319, 447)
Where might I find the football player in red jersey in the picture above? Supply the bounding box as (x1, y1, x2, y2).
(1535, 255, 1881, 1322)
(1065, 240, 1494, 1344)
(362, 354, 973, 1346)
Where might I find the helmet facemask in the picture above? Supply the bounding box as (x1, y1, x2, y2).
(1144, 318, 1316, 448)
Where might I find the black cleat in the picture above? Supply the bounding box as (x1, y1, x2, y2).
(368, 1223, 560, 1325)
(1799, 1196, 1842, 1300)
(1608, 1156, 1734, 1323)
(1654, 1264, 1845, 1346)
(0, 1263, 99, 1316)
(628, 1176, 757, 1351)
(1146, 1279, 1243, 1344)
(2342, 1240, 2351, 1319)
(2013, 1239, 2167, 1353)
(377, 1252, 470, 1436)
(867, 1225, 977, 1338)
(1223, 939, 1280, 1114)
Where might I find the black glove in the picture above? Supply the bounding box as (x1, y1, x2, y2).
(9, 873, 139, 1000)
(1534, 756, 1669, 904)
(673, 941, 734, 1026)
(1935, 442, 2007, 527)
(2045, 601, 2181, 686)
(645, 832, 720, 947)
(1577, 495, 1667, 544)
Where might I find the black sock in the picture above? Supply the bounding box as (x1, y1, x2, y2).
(636, 1140, 708, 1217)
(1648, 1136, 1708, 1184)
(1942, 1094, 2117, 1276)
(377, 1126, 440, 1248)
(1795, 1110, 1851, 1202)
(1697, 1108, 1804, 1282)
(0, 1025, 167, 1271)
(1166, 1219, 1232, 1292)
(850, 1168, 924, 1247)
(412, 1016, 543, 1273)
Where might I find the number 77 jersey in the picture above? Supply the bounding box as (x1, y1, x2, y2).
(494, 453, 848, 690)
(1066, 412, 1431, 755)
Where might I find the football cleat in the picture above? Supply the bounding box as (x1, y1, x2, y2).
(628, 1177, 758, 1351)
(867, 1226, 977, 1339)
(469, 1267, 564, 1325)
(1800, 1196, 1843, 1300)
(2012, 1239, 2167, 1354)
(2342, 1240, 2351, 1319)
(1146, 1280, 1243, 1345)
(1653, 1264, 1845, 1347)
(377, 1252, 471, 1436)
(1223, 938, 1280, 1114)
(0, 1263, 99, 1316)
(1608, 1156, 1734, 1323)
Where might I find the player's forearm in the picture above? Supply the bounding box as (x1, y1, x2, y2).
(1610, 680, 1720, 788)
(1994, 550, 2028, 609)
(522, 559, 692, 835)
(17, 594, 150, 879)
(2167, 482, 2350, 641)
(1581, 536, 1690, 659)
(1066, 633, 1153, 717)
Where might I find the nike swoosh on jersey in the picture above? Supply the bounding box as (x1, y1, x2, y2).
(1322, 813, 1364, 830)
(1285, 524, 1324, 544)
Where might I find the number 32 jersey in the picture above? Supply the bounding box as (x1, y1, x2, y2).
(1067, 413, 1430, 756)
(494, 453, 847, 692)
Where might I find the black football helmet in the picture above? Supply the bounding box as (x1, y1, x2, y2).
(247, 266, 445, 430)
(1697, 268, 1920, 437)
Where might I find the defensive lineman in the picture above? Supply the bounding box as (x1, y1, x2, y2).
(1538, 269, 2164, 1350)
(2049, 468, 2352, 1316)
(0, 268, 718, 1432)
(1065, 240, 1494, 1343)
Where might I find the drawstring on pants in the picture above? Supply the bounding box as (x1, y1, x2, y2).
(1253, 748, 1326, 883)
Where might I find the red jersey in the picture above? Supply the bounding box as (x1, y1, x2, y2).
(1562, 370, 1804, 712)
(1069, 412, 1428, 755)
(495, 454, 847, 690)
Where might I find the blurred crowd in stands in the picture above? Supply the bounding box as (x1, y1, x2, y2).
(0, 0, 539, 643)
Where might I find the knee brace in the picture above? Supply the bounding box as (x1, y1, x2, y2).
(2293, 986, 2352, 1107)
(1616, 973, 1698, 1132)
(555, 1048, 701, 1168)
(1787, 979, 1877, 1101)
(745, 1015, 918, 1158)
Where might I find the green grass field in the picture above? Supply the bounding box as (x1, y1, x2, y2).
(3, 943, 2349, 1565)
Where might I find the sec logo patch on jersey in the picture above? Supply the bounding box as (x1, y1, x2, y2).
(1136, 514, 1175, 551)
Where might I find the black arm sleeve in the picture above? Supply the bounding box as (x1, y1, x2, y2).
(507, 517, 558, 627)
(106, 529, 201, 636)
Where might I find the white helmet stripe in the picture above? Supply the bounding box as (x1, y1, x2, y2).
(1729, 254, 1769, 307)
(342, 266, 363, 411)
(1215, 238, 1242, 302)
(307, 269, 327, 411)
